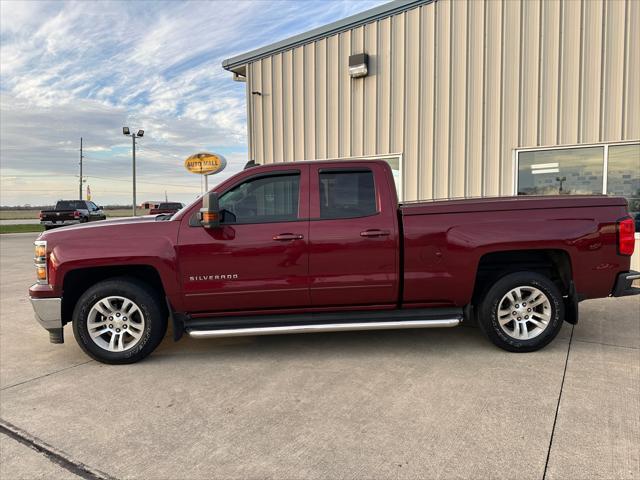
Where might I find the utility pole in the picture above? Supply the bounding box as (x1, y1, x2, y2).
(79, 137, 83, 200)
(122, 127, 144, 216)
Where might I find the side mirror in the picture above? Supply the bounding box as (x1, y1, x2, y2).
(97, 206, 103, 210)
(199, 191, 220, 228)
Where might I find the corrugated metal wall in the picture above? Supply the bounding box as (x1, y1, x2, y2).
(246, 0, 639, 201)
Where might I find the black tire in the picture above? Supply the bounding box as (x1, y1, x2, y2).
(72, 277, 167, 364)
(478, 271, 564, 352)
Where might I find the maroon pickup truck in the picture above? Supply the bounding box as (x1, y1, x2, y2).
(29, 160, 638, 364)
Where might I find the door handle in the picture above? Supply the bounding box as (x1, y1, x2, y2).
(273, 233, 304, 241)
(360, 229, 391, 237)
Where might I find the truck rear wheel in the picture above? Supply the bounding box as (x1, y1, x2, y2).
(478, 271, 564, 352)
(72, 278, 167, 364)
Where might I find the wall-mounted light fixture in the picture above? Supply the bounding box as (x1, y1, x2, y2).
(349, 53, 368, 78)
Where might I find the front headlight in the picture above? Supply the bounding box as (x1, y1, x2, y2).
(34, 240, 48, 284)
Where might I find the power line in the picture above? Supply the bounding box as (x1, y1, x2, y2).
(1, 173, 198, 189)
(87, 175, 197, 189)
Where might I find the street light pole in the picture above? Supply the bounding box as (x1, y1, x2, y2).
(132, 134, 136, 217)
(122, 127, 144, 217)
(79, 137, 83, 200)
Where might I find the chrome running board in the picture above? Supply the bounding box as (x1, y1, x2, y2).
(187, 317, 461, 339)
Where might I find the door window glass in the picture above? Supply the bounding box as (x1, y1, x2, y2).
(219, 173, 300, 224)
(517, 147, 604, 195)
(319, 170, 377, 219)
(607, 144, 640, 230)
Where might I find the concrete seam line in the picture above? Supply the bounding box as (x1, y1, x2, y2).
(0, 419, 117, 480)
(542, 324, 574, 480)
(0, 360, 94, 391)
(572, 339, 639, 351)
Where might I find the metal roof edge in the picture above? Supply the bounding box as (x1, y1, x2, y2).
(222, 0, 432, 72)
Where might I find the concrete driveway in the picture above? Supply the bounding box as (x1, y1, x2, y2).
(1, 233, 638, 480)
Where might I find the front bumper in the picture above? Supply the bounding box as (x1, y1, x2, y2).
(29, 297, 64, 343)
(612, 271, 640, 297)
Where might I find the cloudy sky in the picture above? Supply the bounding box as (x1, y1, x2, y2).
(0, 0, 384, 206)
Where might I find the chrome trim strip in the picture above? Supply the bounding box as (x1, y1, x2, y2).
(187, 318, 461, 339)
(626, 274, 640, 281)
(29, 297, 62, 330)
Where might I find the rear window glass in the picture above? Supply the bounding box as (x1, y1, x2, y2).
(158, 203, 182, 209)
(56, 201, 85, 210)
(319, 170, 377, 219)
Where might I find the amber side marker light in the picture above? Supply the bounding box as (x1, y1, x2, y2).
(35, 244, 46, 260)
(36, 266, 47, 281)
(617, 217, 635, 256)
(202, 212, 219, 223)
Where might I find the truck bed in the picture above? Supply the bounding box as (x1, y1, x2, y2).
(399, 194, 630, 307)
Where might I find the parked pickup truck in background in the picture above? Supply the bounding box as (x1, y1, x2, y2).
(29, 160, 638, 364)
(149, 202, 184, 215)
(40, 200, 106, 230)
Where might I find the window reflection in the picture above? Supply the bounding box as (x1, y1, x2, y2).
(517, 147, 604, 196)
(608, 144, 640, 230)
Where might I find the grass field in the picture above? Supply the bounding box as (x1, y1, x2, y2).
(0, 224, 44, 234)
(0, 208, 148, 220)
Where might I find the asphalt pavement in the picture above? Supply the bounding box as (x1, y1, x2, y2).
(1, 233, 638, 480)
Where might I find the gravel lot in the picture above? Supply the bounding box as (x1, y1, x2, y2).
(1, 233, 638, 480)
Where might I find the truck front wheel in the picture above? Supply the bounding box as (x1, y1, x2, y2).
(478, 271, 564, 352)
(72, 278, 167, 364)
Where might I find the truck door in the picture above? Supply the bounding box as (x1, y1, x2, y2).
(177, 167, 310, 313)
(308, 163, 400, 307)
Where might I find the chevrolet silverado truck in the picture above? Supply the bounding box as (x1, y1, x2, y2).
(40, 200, 106, 230)
(29, 160, 639, 364)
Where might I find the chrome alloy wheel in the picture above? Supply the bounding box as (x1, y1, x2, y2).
(87, 296, 145, 352)
(497, 286, 552, 340)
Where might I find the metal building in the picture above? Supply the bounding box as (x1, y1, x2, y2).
(223, 0, 639, 262)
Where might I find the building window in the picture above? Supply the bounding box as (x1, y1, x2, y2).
(607, 144, 640, 229)
(516, 142, 640, 230)
(517, 146, 604, 196)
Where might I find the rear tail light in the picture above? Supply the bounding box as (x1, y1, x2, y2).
(73, 210, 80, 219)
(617, 217, 635, 256)
(39, 212, 43, 220)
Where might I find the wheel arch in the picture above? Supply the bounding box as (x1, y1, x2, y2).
(61, 265, 167, 325)
(471, 249, 573, 305)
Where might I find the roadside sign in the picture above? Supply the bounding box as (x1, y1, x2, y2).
(184, 153, 227, 176)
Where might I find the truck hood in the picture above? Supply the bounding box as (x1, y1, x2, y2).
(37, 215, 167, 241)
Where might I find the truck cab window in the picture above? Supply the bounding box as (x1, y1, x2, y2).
(319, 170, 376, 219)
(218, 173, 300, 224)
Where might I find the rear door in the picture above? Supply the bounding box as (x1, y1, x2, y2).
(177, 166, 310, 313)
(308, 163, 399, 307)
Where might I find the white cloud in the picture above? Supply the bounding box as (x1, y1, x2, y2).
(1, 0, 386, 205)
